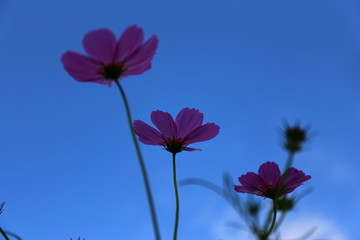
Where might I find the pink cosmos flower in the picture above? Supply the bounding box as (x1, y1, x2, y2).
(133, 108, 220, 154)
(234, 162, 311, 199)
(61, 25, 158, 85)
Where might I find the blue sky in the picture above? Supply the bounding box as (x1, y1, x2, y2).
(0, 0, 359, 239)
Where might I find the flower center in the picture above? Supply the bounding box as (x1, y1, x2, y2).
(165, 138, 184, 154)
(97, 62, 123, 80)
(260, 185, 279, 199)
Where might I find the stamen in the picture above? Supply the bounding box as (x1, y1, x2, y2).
(97, 62, 123, 80)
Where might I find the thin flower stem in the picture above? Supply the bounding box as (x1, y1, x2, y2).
(172, 153, 180, 240)
(0, 228, 10, 240)
(4, 231, 22, 240)
(262, 203, 274, 235)
(283, 151, 295, 172)
(114, 80, 161, 240)
(273, 211, 287, 233)
(263, 199, 277, 239)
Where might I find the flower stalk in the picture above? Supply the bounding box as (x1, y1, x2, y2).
(263, 199, 277, 239)
(172, 153, 180, 240)
(283, 151, 295, 173)
(115, 80, 161, 240)
(0, 228, 10, 240)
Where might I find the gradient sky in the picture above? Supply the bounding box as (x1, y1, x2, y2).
(1, 0, 359, 239)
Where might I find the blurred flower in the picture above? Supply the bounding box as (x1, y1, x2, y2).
(282, 122, 309, 153)
(247, 201, 260, 216)
(133, 108, 220, 154)
(276, 196, 295, 212)
(61, 25, 158, 85)
(234, 162, 311, 199)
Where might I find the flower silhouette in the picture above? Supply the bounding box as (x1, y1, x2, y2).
(234, 162, 311, 199)
(61, 25, 158, 85)
(282, 122, 310, 153)
(133, 108, 220, 154)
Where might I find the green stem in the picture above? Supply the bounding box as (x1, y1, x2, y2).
(273, 211, 287, 233)
(263, 199, 277, 239)
(262, 206, 273, 235)
(172, 153, 180, 240)
(5, 231, 22, 240)
(283, 151, 295, 172)
(114, 80, 161, 240)
(0, 228, 10, 240)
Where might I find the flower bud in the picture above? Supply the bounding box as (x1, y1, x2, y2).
(247, 202, 260, 216)
(283, 123, 309, 153)
(276, 197, 294, 212)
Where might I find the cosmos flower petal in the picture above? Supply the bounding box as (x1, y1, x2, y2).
(238, 172, 265, 191)
(150, 111, 177, 140)
(235, 172, 267, 197)
(258, 162, 281, 187)
(137, 137, 163, 146)
(83, 28, 117, 64)
(234, 185, 249, 193)
(123, 60, 152, 76)
(280, 168, 311, 189)
(234, 185, 265, 197)
(184, 123, 220, 145)
(64, 71, 102, 83)
(61, 51, 101, 72)
(182, 147, 201, 151)
(124, 35, 159, 66)
(133, 120, 164, 145)
(61, 51, 103, 82)
(115, 25, 144, 62)
(175, 108, 204, 139)
(91, 79, 114, 86)
(282, 186, 299, 195)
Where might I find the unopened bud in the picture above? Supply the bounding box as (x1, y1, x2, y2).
(283, 123, 309, 153)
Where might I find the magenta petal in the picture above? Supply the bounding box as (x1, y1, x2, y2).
(123, 60, 152, 76)
(83, 28, 116, 63)
(235, 172, 266, 197)
(234, 185, 252, 193)
(115, 25, 144, 62)
(64, 71, 101, 83)
(258, 162, 281, 187)
(238, 172, 265, 191)
(234, 185, 246, 193)
(281, 168, 311, 188)
(61, 51, 101, 72)
(234, 185, 264, 197)
(124, 35, 159, 66)
(184, 123, 220, 145)
(182, 147, 201, 151)
(61, 51, 103, 82)
(150, 111, 177, 140)
(278, 168, 311, 194)
(133, 120, 164, 145)
(175, 108, 204, 139)
(138, 137, 162, 145)
(236, 172, 268, 197)
(91, 79, 114, 86)
(234, 186, 254, 194)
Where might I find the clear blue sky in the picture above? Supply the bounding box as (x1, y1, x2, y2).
(1, 0, 359, 239)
